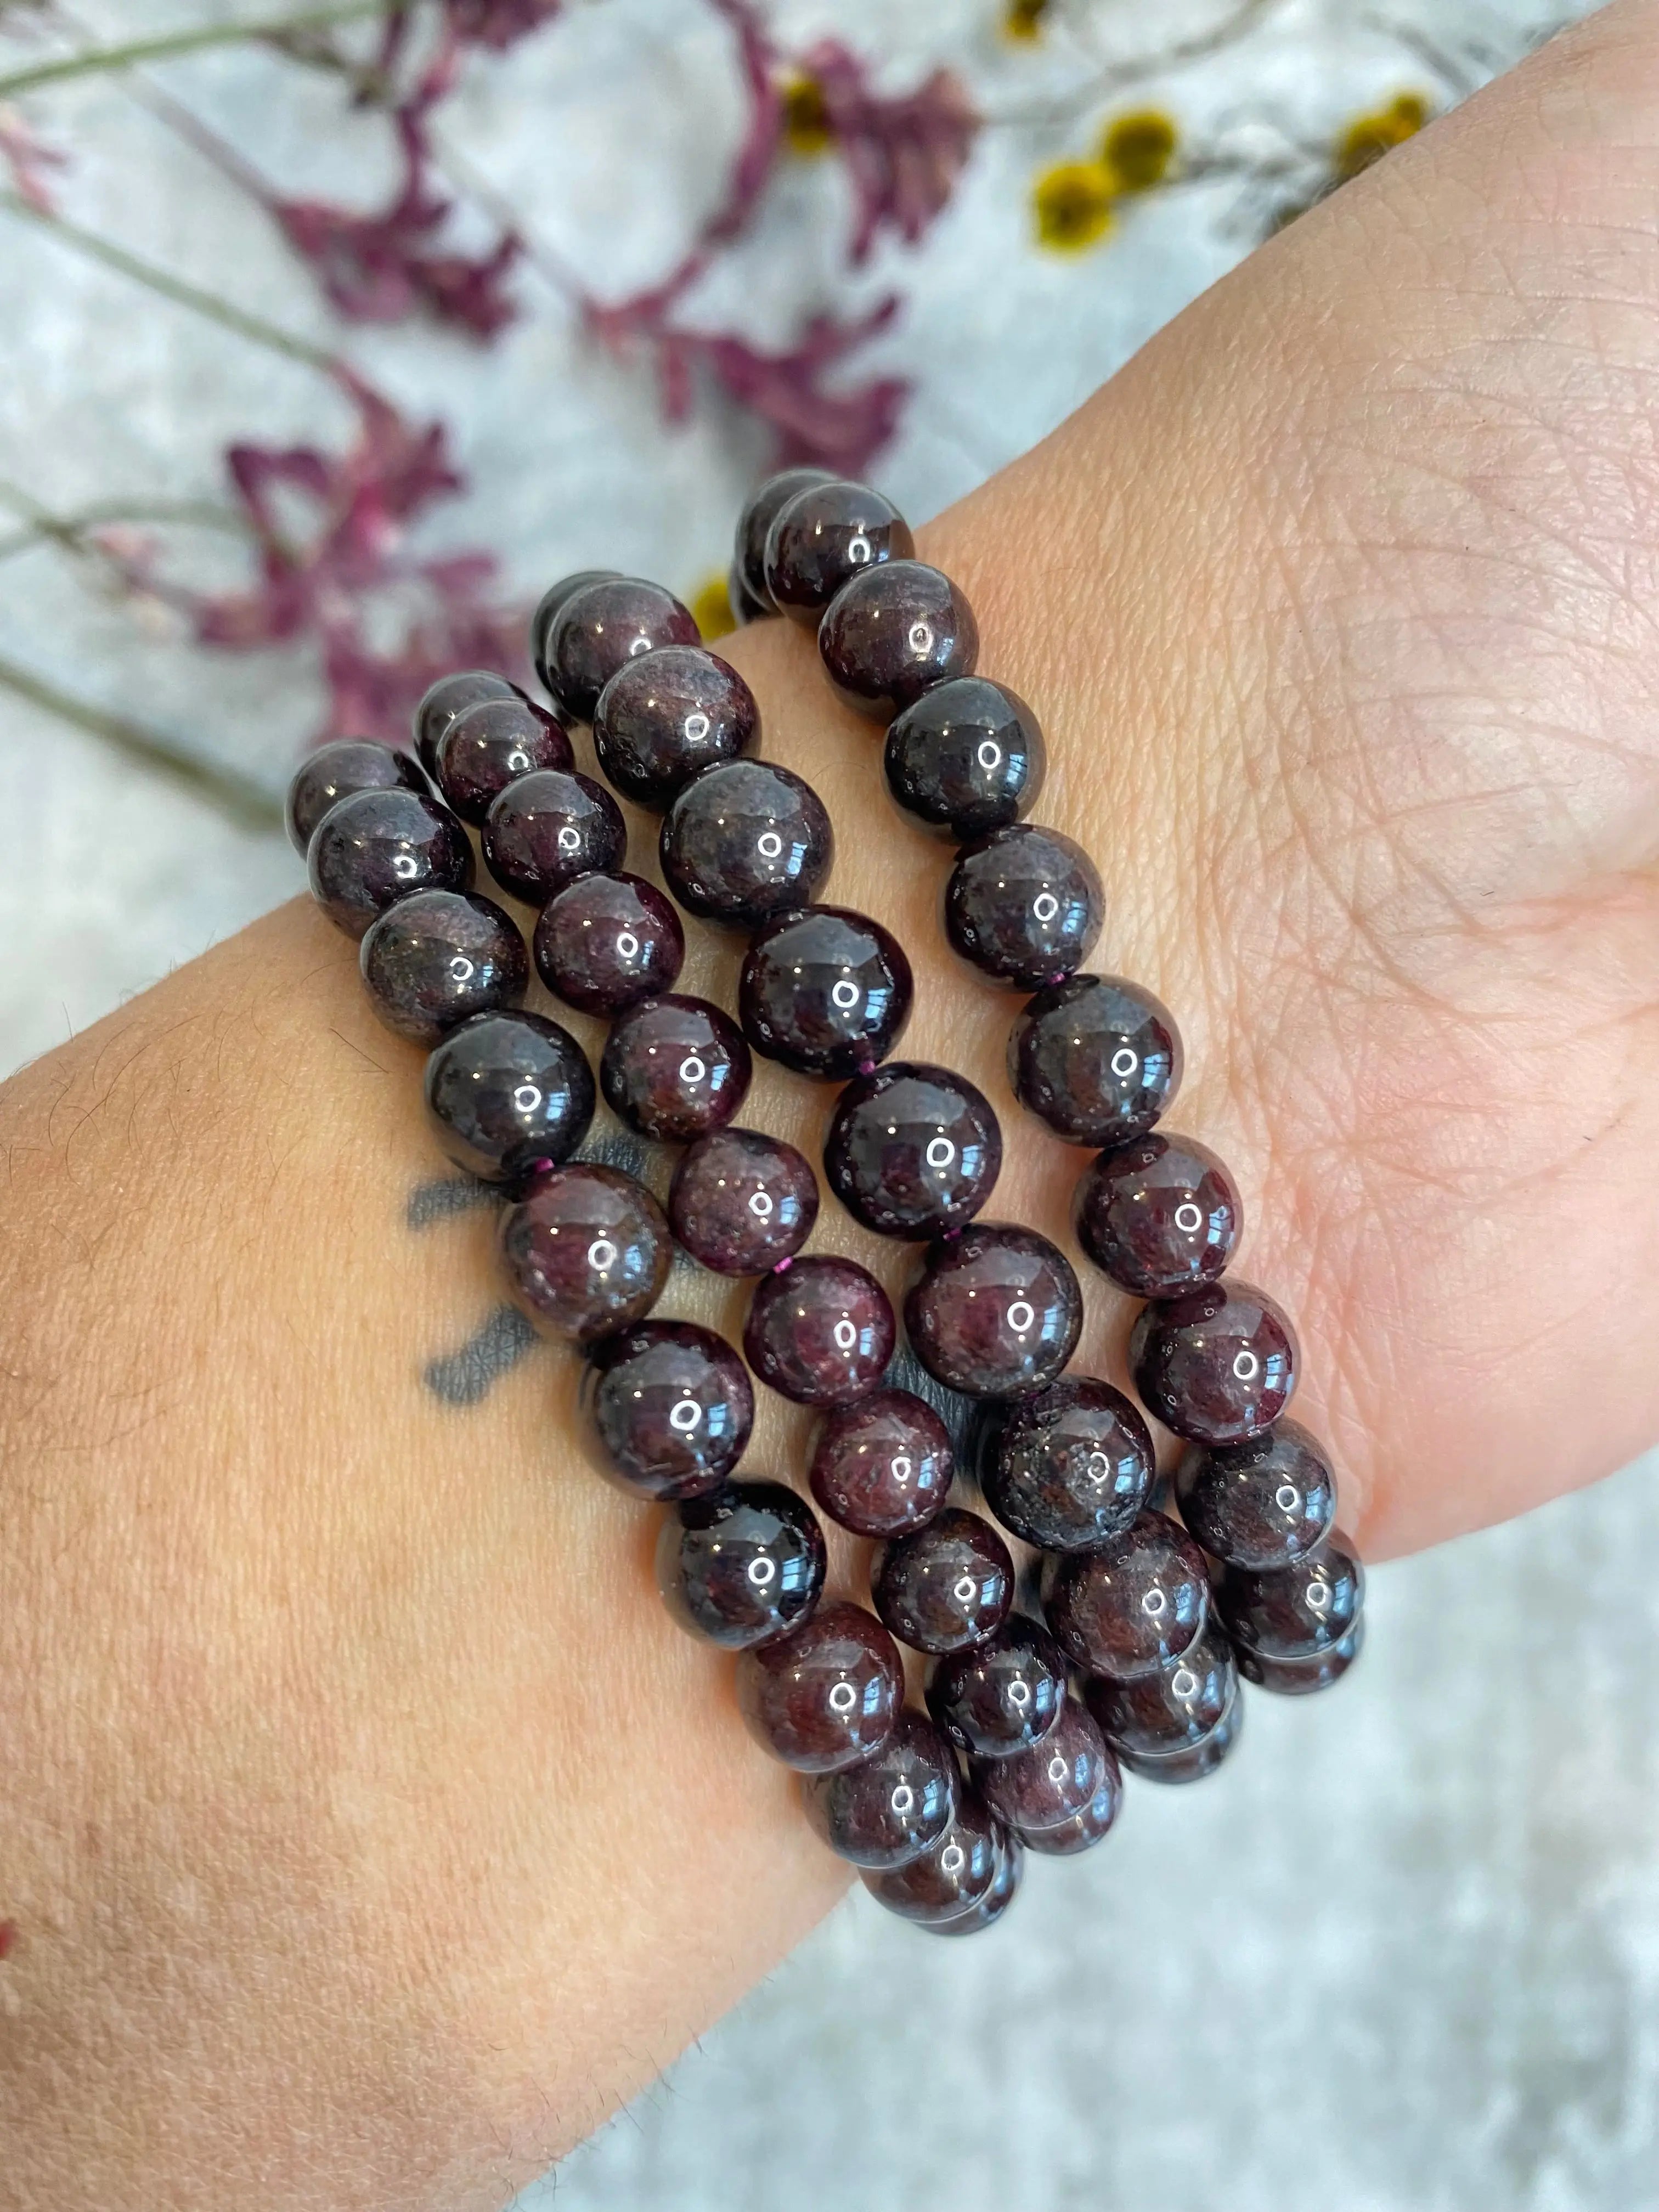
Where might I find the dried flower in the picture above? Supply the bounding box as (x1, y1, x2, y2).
(799, 40, 978, 263)
(1002, 0, 1051, 41)
(1335, 92, 1429, 180)
(781, 72, 834, 156)
(689, 572, 737, 640)
(443, 0, 564, 50)
(1102, 110, 1177, 193)
(0, 104, 65, 214)
(1032, 160, 1115, 252)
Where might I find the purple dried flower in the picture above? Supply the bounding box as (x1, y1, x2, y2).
(800, 40, 979, 263)
(0, 105, 66, 215)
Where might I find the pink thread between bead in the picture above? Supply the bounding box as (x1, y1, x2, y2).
(771, 1255, 795, 1274)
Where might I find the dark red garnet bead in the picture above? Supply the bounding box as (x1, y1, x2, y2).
(599, 994, 751, 1144)
(1081, 1618, 1238, 1760)
(744, 1255, 895, 1407)
(497, 1163, 669, 1345)
(1216, 1532, 1364, 1662)
(872, 1508, 1013, 1656)
(944, 822, 1103, 989)
(584, 1321, 754, 1501)
(819, 559, 979, 723)
(800, 1708, 958, 1871)
(592, 644, 759, 809)
(926, 1613, 1066, 1760)
(1130, 1279, 1299, 1446)
(481, 768, 625, 905)
(973, 1702, 1121, 1855)
(359, 889, 527, 1046)
(904, 1223, 1081, 1398)
(861, 1794, 1005, 1926)
(543, 575, 701, 724)
(735, 1600, 903, 1773)
(930, 1831, 1024, 1933)
(823, 1061, 1002, 1239)
(668, 1127, 818, 1274)
(656, 1480, 826, 1649)
(809, 1387, 953, 1538)
(660, 759, 834, 929)
(883, 675, 1045, 842)
(285, 737, 429, 854)
(1074, 1131, 1242, 1299)
(1173, 1417, 1338, 1570)
(981, 1376, 1154, 1553)
(413, 668, 524, 776)
(307, 786, 473, 938)
(529, 571, 620, 694)
(532, 871, 685, 1015)
(1043, 1509, 1210, 1681)
(738, 905, 912, 1079)
(733, 466, 836, 613)
(763, 477, 915, 623)
(423, 1008, 595, 1183)
(1235, 1620, 1364, 1696)
(433, 695, 571, 825)
(1008, 973, 1182, 1147)
(1118, 1691, 1245, 1780)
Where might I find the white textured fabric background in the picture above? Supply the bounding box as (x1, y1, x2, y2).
(3, 5, 1656, 2209)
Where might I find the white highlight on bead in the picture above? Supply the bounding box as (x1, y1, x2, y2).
(448, 956, 476, 984)
(1307, 1579, 1332, 1612)
(908, 621, 933, 654)
(587, 1238, 619, 1272)
(1006, 1300, 1035, 1335)
(1171, 1666, 1200, 1702)
(1047, 1753, 1068, 1785)
(828, 1680, 857, 1714)
(512, 1083, 543, 1114)
(684, 711, 710, 744)
(1007, 1679, 1031, 1709)
(1175, 1201, 1205, 1235)
(1086, 1449, 1112, 1488)
(747, 1556, 777, 1587)
(557, 825, 582, 852)
(679, 1056, 707, 1087)
(627, 633, 651, 657)
(617, 931, 640, 960)
(890, 1454, 912, 1486)
(393, 853, 419, 879)
(889, 1784, 916, 1817)
(1233, 1349, 1261, 1383)
(1141, 1585, 1169, 1618)
(925, 1137, 956, 1169)
(940, 1843, 966, 1876)
(669, 1398, 702, 1434)
(1275, 1483, 1301, 1514)
(1032, 891, 1059, 924)
(833, 1318, 859, 1352)
(848, 532, 872, 566)
(757, 831, 784, 860)
(977, 739, 1003, 771)
(1110, 1046, 1139, 1079)
(748, 1190, 775, 1219)
(953, 1575, 979, 1605)
(831, 979, 860, 1011)
(507, 749, 529, 773)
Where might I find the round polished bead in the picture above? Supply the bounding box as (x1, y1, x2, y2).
(981, 1376, 1154, 1553)
(599, 994, 751, 1144)
(307, 786, 473, 938)
(532, 871, 685, 1015)
(359, 889, 527, 1046)
(1235, 1619, 1364, 1695)
(1173, 1417, 1338, 1570)
(285, 737, 429, 854)
(861, 1795, 1005, 1926)
(819, 560, 979, 723)
(809, 1387, 953, 1538)
(592, 645, 758, 809)
(927, 1613, 1066, 1760)
(544, 575, 701, 725)
(656, 1480, 824, 1647)
(800, 1709, 957, 1871)
(481, 768, 625, 905)
(973, 1702, 1121, 1855)
(1130, 1279, 1300, 1447)
(422, 1008, 595, 1182)
(738, 905, 912, 1079)
(433, 694, 571, 825)
(498, 1163, 669, 1345)
(1216, 1532, 1364, 1662)
(944, 823, 1103, 990)
(728, 559, 769, 626)
(904, 1224, 1081, 1399)
(1008, 973, 1182, 1147)
(763, 477, 915, 623)
(823, 1062, 1002, 1239)
(660, 759, 833, 929)
(872, 1508, 1013, 1656)
(668, 1127, 818, 1274)
(883, 676, 1045, 842)
(735, 1600, 902, 1773)
(584, 1321, 754, 1500)
(1044, 1509, 1210, 1681)
(529, 569, 621, 694)
(1074, 1131, 1242, 1299)
(1081, 1618, 1238, 1759)
(1118, 1689, 1244, 1781)
(733, 466, 836, 613)
(413, 668, 523, 776)
(743, 1255, 895, 1407)
(931, 1832, 1024, 1933)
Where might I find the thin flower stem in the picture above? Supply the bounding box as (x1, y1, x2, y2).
(0, 2, 405, 100)
(0, 489, 249, 569)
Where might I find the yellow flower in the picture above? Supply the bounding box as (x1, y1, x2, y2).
(1003, 0, 1050, 40)
(689, 570, 737, 642)
(1032, 160, 1115, 252)
(1102, 109, 1177, 193)
(781, 74, 834, 157)
(1335, 92, 1429, 182)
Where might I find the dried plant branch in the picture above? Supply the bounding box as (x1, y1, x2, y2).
(0, 490, 247, 568)
(0, 2, 404, 100)
(983, 0, 1288, 128)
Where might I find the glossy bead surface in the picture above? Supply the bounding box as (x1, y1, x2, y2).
(763, 477, 915, 623)
(981, 1376, 1154, 1553)
(1075, 1131, 1241, 1299)
(927, 1613, 1066, 1759)
(1130, 1279, 1300, 1446)
(1118, 1690, 1243, 1780)
(285, 737, 428, 854)
(359, 889, 527, 1046)
(973, 1702, 1121, 1854)
(904, 1224, 1081, 1399)
(1044, 1510, 1210, 1681)
(1173, 1417, 1338, 1570)
(422, 1009, 595, 1182)
(733, 466, 836, 612)
(743, 1255, 895, 1407)
(1008, 973, 1183, 1147)
(433, 695, 571, 824)
(1081, 1618, 1238, 1759)
(728, 558, 769, 626)
(1236, 1620, 1364, 1695)
(1217, 1532, 1364, 1661)
(413, 668, 523, 776)
(809, 1387, 953, 1538)
(861, 1795, 1004, 1925)
(656, 1479, 824, 1645)
(584, 1321, 754, 1500)
(800, 1709, 957, 1871)
(735, 1601, 902, 1773)
(872, 1508, 1013, 1656)
(668, 1127, 818, 1274)
(497, 1163, 669, 1345)
(944, 823, 1103, 989)
(532, 871, 685, 1015)
(307, 786, 473, 937)
(481, 768, 625, 905)
(930, 1833, 1024, 1933)
(543, 575, 701, 724)
(819, 560, 979, 723)
(599, 994, 751, 1143)
(592, 644, 759, 809)
(659, 759, 833, 928)
(529, 569, 621, 693)
(738, 905, 912, 1079)
(883, 676, 1045, 842)
(823, 1062, 1002, 1239)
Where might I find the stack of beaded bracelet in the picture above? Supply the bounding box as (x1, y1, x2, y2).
(285, 465, 1364, 1940)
